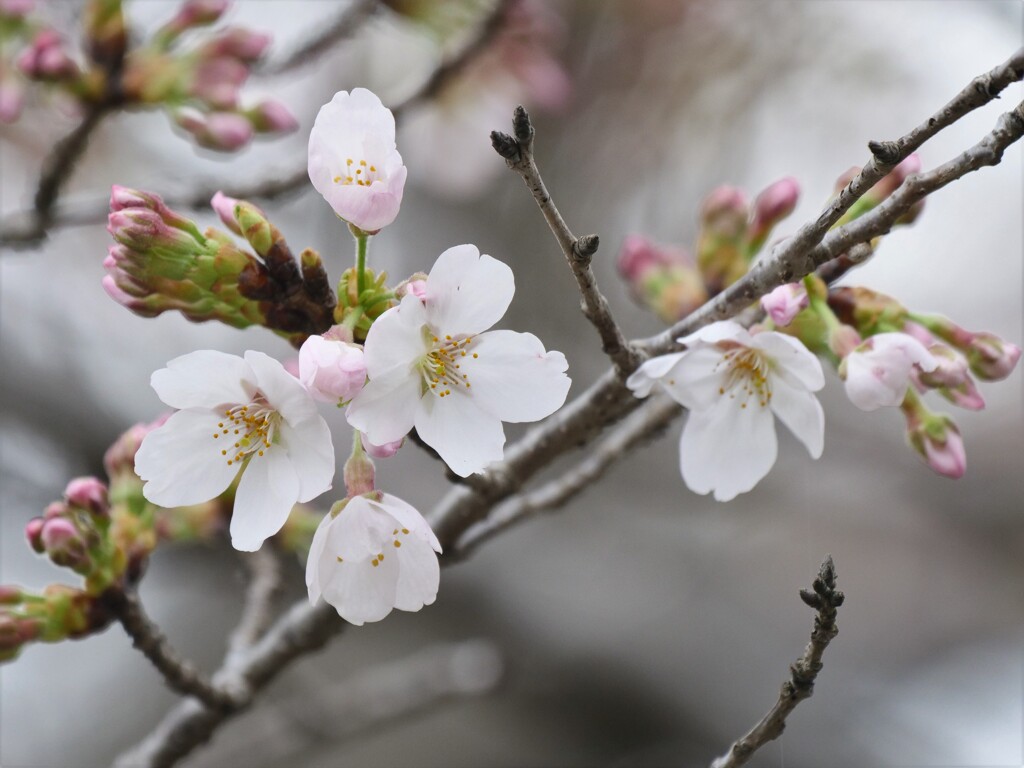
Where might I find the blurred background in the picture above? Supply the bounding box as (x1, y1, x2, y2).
(1, 1, 1022, 766)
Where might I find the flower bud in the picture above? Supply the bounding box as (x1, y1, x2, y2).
(938, 379, 986, 412)
(175, 108, 253, 151)
(103, 415, 170, 479)
(17, 30, 79, 81)
(64, 477, 109, 518)
(908, 413, 966, 479)
(201, 27, 271, 62)
(25, 517, 45, 553)
(160, 0, 230, 40)
(0, 0, 34, 19)
(107, 209, 200, 255)
(964, 332, 1021, 382)
(697, 186, 750, 293)
(344, 444, 375, 497)
(234, 200, 273, 256)
(210, 191, 243, 235)
(700, 186, 748, 238)
(364, 434, 404, 459)
(83, 0, 127, 67)
(760, 282, 807, 327)
(616, 234, 676, 283)
(395, 275, 428, 300)
(190, 57, 247, 109)
(917, 345, 970, 390)
(298, 332, 367, 404)
(748, 177, 799, 251)
(246, 99, 298, 133)
(39, 518, 89, 570)
(0, 613, 41, 662)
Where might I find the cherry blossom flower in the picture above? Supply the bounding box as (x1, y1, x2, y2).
(840, 332, 937, 411)
(307, 88, 407, 233)
(627, 320, 825, 501)
(135, 350, 335, 551)
(298, 332, 367, 405)
(306, 493, 441, 626)
(346, 244, 571, 477)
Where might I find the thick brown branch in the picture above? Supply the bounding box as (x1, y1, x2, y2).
(108, 588, 240, 711)
(492, 106, 639, 375)
(710, 556, 844, 768)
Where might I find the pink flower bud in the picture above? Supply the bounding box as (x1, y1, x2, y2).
(25, 517, 45, 553)
(210, 191, 243, 235)
(64, 477, 109, 517)
(0, 585, 23, 605)
(938, 379, 986, 412)
(917, 419, 966, 479)
(0, 0, 35, 19)
(103, 415, 170, 478)
(247, 99, 298, 133)
(901, 320, 934, 347)
(395, 276, 428, 300)
(917, 345, 970, 390)
(616, 235, 679, 283)
(749, 177, 799, 245)
(202, 27, 271, 62)
(166, 0, 230, 33)
(191, 57, 248, 109)
(965, 332, 1021, 382)
(364, 434, 403, 459)
(760, 282, 807, 327)
(108, 209, 197, 253)
(700, 186, 749, 237)
(299, 333, 367, 404)
(40, 517, 78, 551)
(202, 111, 254, 151)
(828, 324, 861, 359)
(17, 29, 79, 81)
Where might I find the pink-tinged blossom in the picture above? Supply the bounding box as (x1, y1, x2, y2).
(617, 234, 677, 283)
(0, 0, 34, 19)
(247, 99, 298, 133)
(298, 333, 367, 405)
(17, 30, 79, 81)
(841, 333, 938, 411)
(964, 332, 1021, 381)
(760, 283, 808, 327)
(201, 28, 271, 62)
(363, 434, 403, 459)
(135, 350, 336, 551)
(176, 108, 253, 151)
(308, 88, 407, 233)
(749, 177, 799, 246)
(627, 320, 825, 502)
(905, 411, 966, 479)
(64, 477, 109, 516)
(210, 190, 243, 234)
(307, 493, 441, 626)
(191, 57, 248, 109)
(347, 244, 571, 477)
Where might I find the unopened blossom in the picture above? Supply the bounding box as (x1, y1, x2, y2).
(363, 434, 403, 459)
(347, 244, 571, 477)
(903, 400, 966, 479)
(760, 283, 808, 327)
(135, 350, 335, 551)
(298, 331, 367, 405)
(308, 88, 407, 233)
(841, 333, 937, 411)
(306, 493, 441, 626)
(627, 320, 824, 502)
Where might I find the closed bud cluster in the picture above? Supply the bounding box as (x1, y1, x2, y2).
(103, 415, 170, 481)
(0, 584, 107, 664)
(103, 186, 269, 329)
(902, 396, 966, 479)
(827, 285, 908, 336)
(0, 0, 34, 20)
(909, 313, 1021, 382)
(155, 0, 231, 44)
(16, 29, 80, 82)
(617, 235, 707, 323)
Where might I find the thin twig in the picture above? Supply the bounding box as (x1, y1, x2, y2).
(454, 393, 679, 557)
(225, 547, 283, 661)
(257, 0, 380, 76)
(710, 556, 845, 768)
(108, 588, 240, 711)
(491, 106, 640, 375)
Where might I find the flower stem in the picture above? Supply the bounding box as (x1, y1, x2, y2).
(355, 233, 369, 297)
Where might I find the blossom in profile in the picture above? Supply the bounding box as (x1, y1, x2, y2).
(760, 282, 808, 328)
(627, 320, 825, 501)
(840, 332, 937, 411)
(346, 244, 571, 477)
(135, 350, 335, 551)
(307, 88, 407, 233)
(306, 493, 441, 626)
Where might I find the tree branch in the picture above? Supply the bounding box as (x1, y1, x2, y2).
(225, 547, 283, 661)
(491, 106, 640, 375)
(107, 588, 240, 711)
(710, 556, 845, 768)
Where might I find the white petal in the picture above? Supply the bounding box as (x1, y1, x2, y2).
(321, 550, 399, 626)
(151, 350, 254, 410)
(245, 350, 319, 426)
(843, 350, 908, 410)
(346, 365, 421, 445)
(305, 511, 333, 605)
(750, 332, 825, 391)
(625, 352, 685, 398)
(414, 390, 505, 477)
(872, 332, 938, 372)
(457, 330, 570, 423)
(278, 417, 335, 502)
(328, 496, 392, 562)
(393, 536, 440, 612)
(375, 494, 442, 552)
(136, 409, 239, 507)
(769, 376, 825, 459)
(229, 446, 300, 551)
(677, 320, 750, 348)
(362, 294, 428, 377)
(680, 395, 778, 502)
(424, 245, 515, 337)
(658, 347, 730, 411)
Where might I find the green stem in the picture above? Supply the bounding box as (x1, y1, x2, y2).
(362, 291, 396, 311)
(355, 233, 369, 297)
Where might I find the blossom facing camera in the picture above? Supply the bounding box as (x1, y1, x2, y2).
(308, 88, 407, 233)
(135, 350, 335, 551)
(298, 332, 367, 405)
(840, 332, 937, 411)
(346, 244, 571, 477)
(306, 493, 441, 626)
(627, 320, 825, 502)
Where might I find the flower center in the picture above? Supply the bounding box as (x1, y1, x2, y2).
(332, 157, 382, 188)
(716, 347, 773, 409)
(418, 331, 477, 398)
(211, 394, 280, 465)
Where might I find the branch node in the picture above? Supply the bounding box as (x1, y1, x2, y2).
(490, 130, 521, 162)
(867, 139, 901, 164)
(573, 234, 600, 262)
(512, 104, 534, 145)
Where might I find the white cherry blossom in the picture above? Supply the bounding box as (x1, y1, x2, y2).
(135, 350, 335, 551)
(627, 320, 825, 501)
(840, 332, 937, 411)
(307, 88, 407, 233)
(306, 493, 441, 626)
(346, 244, 571, 477)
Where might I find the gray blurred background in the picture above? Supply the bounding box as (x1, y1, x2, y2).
(2, 1, 1022, 766)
